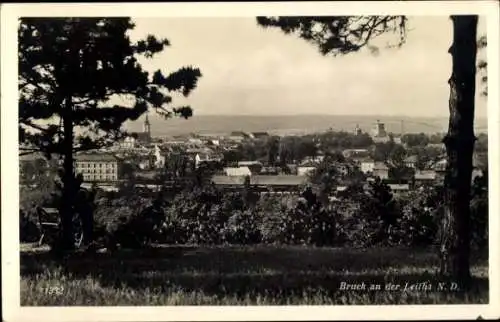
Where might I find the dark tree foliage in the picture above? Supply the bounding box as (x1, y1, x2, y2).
(257, 16, 407, 56)
(363, 178, 399, 245)
(19, 18, 201, 156)
(257, 15, 482, 282)
(389, 144, 407, 167)
(475, 133, 488, 153)
(401, 133, 430, 147)
(470, 171, 488, 249)
(372, 141, 397, 162)
(19, 18, 201, 251)
(266, 136, 280, 166)
(409, 145, 443, 171)
(317, 131, 373, 151)
(477, 35, 487, 96)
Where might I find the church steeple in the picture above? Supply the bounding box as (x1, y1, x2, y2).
(143, 113, 151, 136)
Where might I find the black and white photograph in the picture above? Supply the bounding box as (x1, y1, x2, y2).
(2, 1, 499, 321)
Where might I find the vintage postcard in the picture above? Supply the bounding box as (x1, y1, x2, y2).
(2, 1, 499, 321)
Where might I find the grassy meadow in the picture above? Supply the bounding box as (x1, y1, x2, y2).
(20, 245, 488, 305)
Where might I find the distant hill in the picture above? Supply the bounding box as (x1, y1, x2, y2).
(125, 114, 488, 137)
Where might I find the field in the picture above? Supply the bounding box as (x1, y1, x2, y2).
(20, 244, 488, 306)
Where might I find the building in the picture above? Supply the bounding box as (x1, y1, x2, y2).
(343, 148, 370, 159)
(354, 124, 363, 136)
(360, 158, 376, 174)
(120, 114, 152, 148)
(227, 135, 245, 143)
(260, 166, 280, 175)
(404, 155, 418, 169)
(128, 114, 152, 144)
(188, 138, 204, 146)
(372, 162, 389, 180)
(299, 156, 324, 165)
(224, 166, 252, 177)
(432, 161, 447, 185)
(210, 175, 247, 188)
(120, 136, 137, 149)
(414, 170, 437, 186)
(195, 152, 223, 168)
(185, 147, 216, 168)
(238, 161, 263, 174)
(373, 120, 387, 137)
(251, 175, 307, 192)
(372, 136, 391, 144)
(208, 139, 220, 146)
(431, 157, 484, 185)
(153, 144, 172, 169)
(74, 153, 121, 182)
(371, 120, 391, 143)
(238, 161, 263, 167)
(138, 113, 152, 143)
(211, 175, 307, 193)
(251, 132, 270, 140)
(297, 166, 316, 176)
(387, 183, 410, 194)
(432, 158, 447, 172)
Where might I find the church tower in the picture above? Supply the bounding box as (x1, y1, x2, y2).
(143, 113, 151, 138)
(373, 119, 386, 137)
(354, 124, 362, 136)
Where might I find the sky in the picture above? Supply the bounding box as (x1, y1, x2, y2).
(126, 16, 487, 118)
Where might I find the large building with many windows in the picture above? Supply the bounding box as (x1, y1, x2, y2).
(74, 153, 121, 182)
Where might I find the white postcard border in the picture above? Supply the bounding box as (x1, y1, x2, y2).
(2, 1, 499, 321)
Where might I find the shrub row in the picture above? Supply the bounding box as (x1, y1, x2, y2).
(20, 178, 488, 250)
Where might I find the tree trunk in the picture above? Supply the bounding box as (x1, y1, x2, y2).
(59, 96, 76, 252)
(440, 15, 478, 284)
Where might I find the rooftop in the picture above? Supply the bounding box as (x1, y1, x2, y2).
(404, 155, 418, 163)
(211, 175, 307, 186)
(358, 157, 375, 163)
(415, 170, 437, 180)
(211, 175, 246, 185)
(252, 175, 307, 186)
(74, 153, 119, 162)
(224, 166, 252, 176)
(252, 132, 269, 137)
(299, 161, 318, 167)
(388, 184, 410, 191)
(373, 162, 389, 170)
(238, 161, 263, 166)
(19, 152, 47, 161)
(135, 171, 158, 180)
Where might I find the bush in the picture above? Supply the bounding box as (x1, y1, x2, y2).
(470, 173, 488, 249)
(396, 202, 439, 247)
(160, 188, 230, 245)
(259, 195, 299, 244)
(63, 175, 488, 250)
(94, 196, 155, 249)
(335, 180, 400, 247)
(307, 206, 337, 247)
(223, 209, 262, 245)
